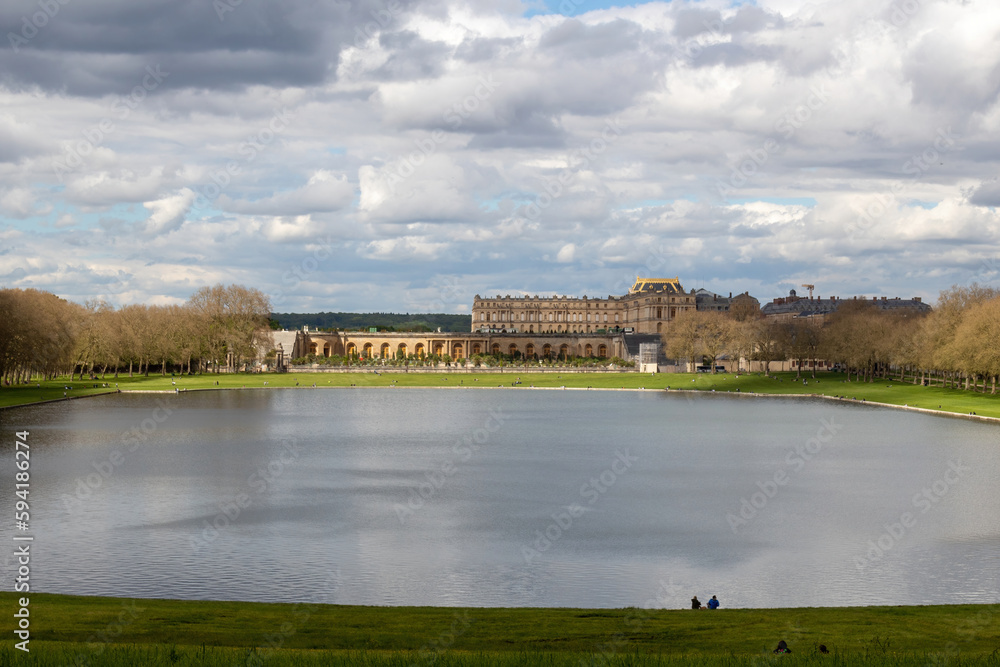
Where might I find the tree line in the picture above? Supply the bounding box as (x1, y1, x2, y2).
(272, 312, 472, 332)
(0, 285, 273, 385)
(662, 284, 1000, 393)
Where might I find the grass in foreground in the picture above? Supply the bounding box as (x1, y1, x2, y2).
(4, 370, 1000, 420)
(5, 644, 1000, 666)
(2, 593, 998, 666)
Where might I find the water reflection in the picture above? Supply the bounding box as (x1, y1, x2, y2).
(3, 388, 998, 608)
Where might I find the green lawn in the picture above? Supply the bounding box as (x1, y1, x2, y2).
(3, 370, 1000, 419)
(2, 593, 998, 665)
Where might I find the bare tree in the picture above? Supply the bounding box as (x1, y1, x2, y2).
(662, 311, 733, 373)
(188, 284, 273, 372)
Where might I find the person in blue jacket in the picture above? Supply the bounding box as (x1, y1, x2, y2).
(707, 595, 720, 609)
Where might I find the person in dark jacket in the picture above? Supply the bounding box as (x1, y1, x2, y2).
(773, 640, 791, 654)
(691, 596, 701, 609)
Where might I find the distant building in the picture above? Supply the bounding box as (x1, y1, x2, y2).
(471, 277, 697, 335)
(695, 289, 760, 314)
(761, 289, 930, 322)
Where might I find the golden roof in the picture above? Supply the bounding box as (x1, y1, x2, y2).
(628, 277, 683, 294)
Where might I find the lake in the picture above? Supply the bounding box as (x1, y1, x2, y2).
(3, 388, 998, 609)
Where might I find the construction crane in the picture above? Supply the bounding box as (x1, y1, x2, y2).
(801, 284, 815, 299)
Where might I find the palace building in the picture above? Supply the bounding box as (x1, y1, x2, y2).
(471, 277, 697, 335)
(761, 290, 930, 322)
(279, 277, 749, 368)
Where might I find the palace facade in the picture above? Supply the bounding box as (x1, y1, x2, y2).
(281, 330, 626, 363)
(277, 277, 756, 369)
(471, 277, 697, 335)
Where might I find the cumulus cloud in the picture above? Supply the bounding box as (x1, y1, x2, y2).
(218, 170, 355, 215)
(5, 0, 1000, 310)
(0, 188, 47, 219)
(142, 188, 196, 235)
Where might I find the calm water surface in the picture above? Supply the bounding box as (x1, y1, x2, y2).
(2, 388, 998, 608)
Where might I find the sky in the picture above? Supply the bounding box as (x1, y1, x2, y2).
(2, 0, 1000, 314)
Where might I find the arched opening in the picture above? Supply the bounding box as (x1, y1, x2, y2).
(397, 343, 407, 358)
(598, 344, 607, 357)
(656, 322, 662, 333)
(363, 343, 373, 358)
(472, 343, 482, 355)
(309, 342, 318, 355)
(323, 343, 331, 358)
(508, 344, 519, 358)
(346, 342, 357, 357)
(526, 343, 535, 359)
(491, 343, 501, 355)
(452, 343, 464, 360)
(380, 343, 391, 359)
(542, 344, 552, 360)
(585, 344, 593, 357)
(434, 343, 444, 356)
(414, 343, 425, 358)
(559, 344, 570, 360)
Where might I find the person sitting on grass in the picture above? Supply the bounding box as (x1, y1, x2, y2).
(773, 640, 791, 654)
(691, 596, 702, 609)
(707, 595, 719, 609)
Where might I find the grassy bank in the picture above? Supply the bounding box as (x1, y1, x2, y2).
(2, 593, 998, 665)
(4, 370, 1000, 419)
